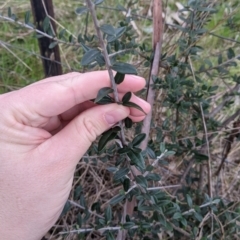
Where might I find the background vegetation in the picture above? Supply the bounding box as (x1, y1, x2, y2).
(1, 0, 240, 239)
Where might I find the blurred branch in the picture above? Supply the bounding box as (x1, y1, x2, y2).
(209, 32, 240, 44)
(0, 41, 31, 70)
(174, 107, 240, 195)
(208, 84, 240, 119)
(200, 104, 212, 198)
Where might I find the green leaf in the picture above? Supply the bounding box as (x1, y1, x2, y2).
(131, 147, 141, 154)
(145, 173, 161, 181)
(124, 117, 133, 128)
(49, 41, 58, 49)
(113, 167, 129, 181)
(24, 10, 30, 24)
(75, 6, 89, 15)
(127, 150, 145, 171)
(98, 127, 120, 151)
(193, 150, 209, 161)
(104, 205, 112, 223)
(106, 231, 115, 240)
(122, 102, 147, 114)
(132, 133, 146, 147)
(180, 218, 187, 227)
(80, 43, 92, 53)
(173, 212, 182, 220)
(91, 202, 101, 213)
(123, 178, 131, 192)
(94, 87, 113, 103)
(110, 194, 125, 205)
(43, 16, 50, 32)
(135, 175, 148, 188)
(112, 62, 137, 74)
(94, 0, 105, 5)
(107, 27, 126, 42)
(227, 48, 235, 59)
(81, 49, 101, 66)
(122, 92, 132, 103)
(59, 29, 66, 39)
(160, 142, 165, 153)
(100, 24, 115, 36)
(164, 151, 175, 157)
(61, 201, 71, 216)
(123, 222, 135, 229)
(114, 72, 125, 84)
(8, 7, 12, 18)
(77, 213, 82, 227)
(194, 212, 203, 222)
(95, 95, 114, 105)
(115, 27, 126, 37)
(116, 4, 127, 12)
(118, 146, 131, 155)
(218, 54, 223, 64)
(186, 194, 193, 208)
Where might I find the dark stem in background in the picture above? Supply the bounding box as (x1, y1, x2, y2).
(30, 0, 62, 77)
(140, 0, 163, 150)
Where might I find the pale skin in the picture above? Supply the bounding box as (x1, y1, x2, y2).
(0, 71, 150, 240)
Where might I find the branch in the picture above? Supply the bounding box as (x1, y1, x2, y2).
(117, 2, 164, 238)
(200, 103, 212, 198)
(68, 200, 104, 219)
(85, 0, 126, 144)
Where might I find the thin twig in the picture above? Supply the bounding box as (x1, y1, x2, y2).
(200, 102, 212, 196)
(68, 200, 104, 219)
(0, 41, 32, 71)
(85, 0, 126, 144)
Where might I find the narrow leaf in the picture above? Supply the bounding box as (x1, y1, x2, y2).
(95, 95, 114, 105)
(124, 117, 133, 128)
(98, 127, 120, 151)
(8, 7, 12, 18)
(49, 41, 58, 49)
(118, 146, 131, 155)
(94, 87, 113, 103)
(75, 6, 89, 15)
(113, 167, 129, 181)
(131, 147, 142, 154)
(94, 0, 104, 5)
(186, 194, 193, 208)
(100, 24, 115, 36)
(24, 10, 30, 24)
(127, 149, 145, 170)
(43, 16, 50, 32)
(81, 49, 101, 66)
(104, 205, 112, 222)
(227, 48, 235, 59)
(112, 62, 137, 75)
(123, 178, 131, 192)
(110, 194, 125, 205)
(135, 175, 148, 188)
(123, 222, 135, 229)
(122, 92, 132, 103)
(132, 133, 146, 147)
(122, 102, 147, 114)
(114, 72, 125, 84)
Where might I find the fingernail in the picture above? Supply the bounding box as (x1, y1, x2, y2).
(105, 108, 128, 125)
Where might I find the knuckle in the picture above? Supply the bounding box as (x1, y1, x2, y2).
(80, 117, 99, 143)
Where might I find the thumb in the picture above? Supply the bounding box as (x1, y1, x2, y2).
(43, 103, 129, 166)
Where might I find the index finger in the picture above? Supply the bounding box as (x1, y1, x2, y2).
(11, 70, 146, 118)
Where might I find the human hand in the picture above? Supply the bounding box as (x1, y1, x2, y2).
(0, 71, 150, 240)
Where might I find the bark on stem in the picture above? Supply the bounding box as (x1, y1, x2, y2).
(85, 0, 126, 144)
